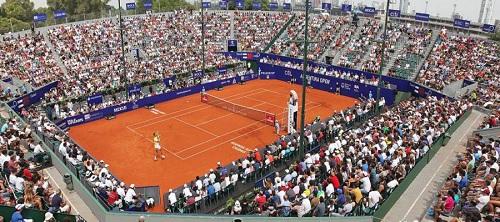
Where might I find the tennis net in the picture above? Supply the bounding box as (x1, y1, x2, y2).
(201, 93, 276, 126)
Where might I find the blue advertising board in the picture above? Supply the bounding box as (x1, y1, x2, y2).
(252, 1, 261, 10)
(59, 74, 258, 128)
(228, 39, 238, 47)
(269, 2, 278, 10)
(453, 19, 470, 29)
(128, 84, 141, 95)
(363, 7, 376, 14)
(219, 0, 228, 8)
(33, 13, 47, 22)
(202, 1, 212, 8)
(482, 24, 496, 33)
(53, 10, 66, 19)
(283, 2, 291, 10)
(7, 81, 59, 111)
(126, 3, 136, 10)
(388, 9, 400, 17)
(415, 13, 430, 22)
(144, 0, 153, 9)
(341, 4, 352, 12)
(217, 66, 227, 75)
(321, 2, 331, 10)
(87, 93, 103, 105)
(192, 70, 204, 78)
(258, 62, 397, 106)
(236, 0, 244, 9)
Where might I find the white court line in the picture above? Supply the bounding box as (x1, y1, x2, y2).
(44, 169, 81, 215)
(131, 89, 269, 130)
(150, 110, 159, 115)
(174, 117, 219, 137)
(194, 102, 267, 127)
(177, 103, 323, 159)
(152, 108, 165, 115)
(127, 88, 266, 128)
(180, 124, 270, 159)
(126, 125, 185, 160)
(400, 114, 481, 222)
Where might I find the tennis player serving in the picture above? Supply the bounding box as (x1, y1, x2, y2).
(153, 132, 165, 160)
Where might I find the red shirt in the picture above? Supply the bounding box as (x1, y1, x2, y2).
(330, 175, 340, 189)
(254, 152, 262, 162)
(107, 191, 119, 205)
(23, 168, 32, 181)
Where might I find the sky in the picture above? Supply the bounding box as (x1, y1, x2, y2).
(1, 0, 499, 23)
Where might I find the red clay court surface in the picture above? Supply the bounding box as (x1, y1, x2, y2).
(68, 79, 358, 199)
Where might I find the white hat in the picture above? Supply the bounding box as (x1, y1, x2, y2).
(105, 164, 109, 168)
(44, 212, 54, 221)
(130, 184, 135, 188)
(217, 162, 221, 165)
(120, 182, 125, 187)
(169, 189, 173, 192)
(15, 204, 24, 210)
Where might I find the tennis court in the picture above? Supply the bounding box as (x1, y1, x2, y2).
(68, 79, 358, 196)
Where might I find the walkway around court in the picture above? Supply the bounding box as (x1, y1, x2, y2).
(382, 109, 485, 222)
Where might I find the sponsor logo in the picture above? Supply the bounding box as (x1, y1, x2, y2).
(84, 114, 91, 120)
(284, 70, 292, 76)
(67, 118, 84, 125)
(114, 105, 127, 113)
(176, 89, 192, 95)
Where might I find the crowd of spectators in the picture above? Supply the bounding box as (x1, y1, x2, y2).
(306, 16, 350, 61)
(0, 33, 64, 101)
(229, 95, 471, 217)
(338, 19, 381, 69)
(287, 14, 328, 58)
(418, 29, 499, 92)
(361, 23, 403, 73)
(235, 11, 291, 52)
(162, 97, 379, 214)
(269, 13, 306, 55)
(259, 56, 381, 86)
(387, 24, 434, 79)
(20, 108, 156, 212)
(0, 112, 72, 216)
(431, 133, 499, 221)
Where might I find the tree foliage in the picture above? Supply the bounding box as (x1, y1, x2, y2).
(47, 0, 110, 16)
(1, 0, 34, 21)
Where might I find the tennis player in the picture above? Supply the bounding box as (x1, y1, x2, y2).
(153, 132, 165, 160)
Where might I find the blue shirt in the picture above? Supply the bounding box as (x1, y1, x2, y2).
(11, 211, 24, 222)
(207, 185, 215, 196)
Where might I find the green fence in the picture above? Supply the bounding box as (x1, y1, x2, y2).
(372, 109, 472, 222)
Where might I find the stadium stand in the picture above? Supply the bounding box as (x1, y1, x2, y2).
(0, 6, 498, 221)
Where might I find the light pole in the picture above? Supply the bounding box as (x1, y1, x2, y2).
(425, 1, 429, 13)
(298, 0, 311, 159)
(201, 0, 206, 84)
(375, 0, 390, 112)
(118, 0, 128, 99)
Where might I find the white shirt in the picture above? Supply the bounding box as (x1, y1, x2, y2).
(15, 177, 25, 192)
(124, 188, 136, 203)
(387, 179, 399, 189)
(477, 195, 490, 211)
(368, 191, 382, 208)
(34, 144, 44, 154)
(117, 187, 126, 198)
(360, 177, 371, 193)
(168, 192, 177, 205)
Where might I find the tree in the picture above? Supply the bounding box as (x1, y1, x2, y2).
(491, 32, 500, 42)
(47, 0, 110, 16)
(0, 17, 30, 34)
(1, 0, 34, 22)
